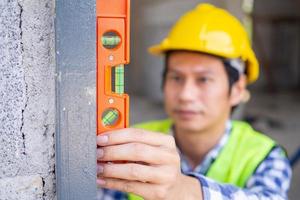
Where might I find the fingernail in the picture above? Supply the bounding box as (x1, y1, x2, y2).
(97, 165, 104, 174)
(97, 135, 108, 144)
(97, 179, 106, 185)
(97, 149, 104, 159)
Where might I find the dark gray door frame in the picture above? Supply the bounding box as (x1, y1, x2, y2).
(55, 0, 97, 199)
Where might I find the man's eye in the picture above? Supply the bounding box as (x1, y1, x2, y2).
(167, 75, 182, 82)
(172, 76, 181, 81)
(197, 77, 210, 83)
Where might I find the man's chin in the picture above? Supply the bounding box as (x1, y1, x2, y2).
(174, 119, 206, 133)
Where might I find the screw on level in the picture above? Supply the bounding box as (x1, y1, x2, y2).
(108, 98, 114, 104)
(109, 55, 114, 61)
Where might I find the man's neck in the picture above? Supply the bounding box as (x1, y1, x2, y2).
(174, 121, 228, 169)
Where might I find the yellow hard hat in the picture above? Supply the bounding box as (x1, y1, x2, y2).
(149, 3, 259, 84)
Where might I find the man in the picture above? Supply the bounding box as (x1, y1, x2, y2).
(97, 4, 291, 200)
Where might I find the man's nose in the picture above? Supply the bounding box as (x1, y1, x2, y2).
(178, 79, 198, 102)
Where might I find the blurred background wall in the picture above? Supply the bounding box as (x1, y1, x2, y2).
(127, 0, 300, 199)
(128, 0, 300, 100)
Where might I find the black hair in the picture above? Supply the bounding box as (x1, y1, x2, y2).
(222, 59, 240, 93)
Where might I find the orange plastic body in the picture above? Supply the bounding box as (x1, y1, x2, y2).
(96, 0, 130, 135)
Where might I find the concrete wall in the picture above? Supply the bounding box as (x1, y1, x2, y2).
(0, 0, 56, 199)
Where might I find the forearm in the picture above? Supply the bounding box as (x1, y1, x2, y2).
(184, 146, 291, 200)
(189, 173, 287, 200)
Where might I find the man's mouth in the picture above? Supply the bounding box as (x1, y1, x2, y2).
(173, 109, 203, 119)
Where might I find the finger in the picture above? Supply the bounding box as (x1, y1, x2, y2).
(97, 143, 179, 165)
(97, 128, 175, 149)
(98, 163, 174, 184)
(97, 177, 163, 200)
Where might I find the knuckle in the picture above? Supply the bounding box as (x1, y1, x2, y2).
(101, 165, 111, 177)
(155, 187, 168, 200)
(122, 181, 134, 193)
(101, 147, 111, 160)
(166, 150, 180, 165)
(174, 153, 180, 164)
(170, 170, 179, 182)
(162, 167, 177, 183)
(166, 135, 176, 146)
(123, 129, 132, 139)
(103, 179, 112, 188)
(165, 170, 175, 181)
(129, 164, 140, 180)
(131, 143, 144, 158)
(131, 128, 143, 139)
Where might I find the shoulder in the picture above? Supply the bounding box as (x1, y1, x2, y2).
(231, 120, 276, 146)
(247, 146, 292, 196)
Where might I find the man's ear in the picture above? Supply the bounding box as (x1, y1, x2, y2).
(230, 75, 247, 107)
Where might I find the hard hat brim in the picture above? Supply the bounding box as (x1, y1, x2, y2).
(148, 43, 259, 84)
(148, 45, 168, 55)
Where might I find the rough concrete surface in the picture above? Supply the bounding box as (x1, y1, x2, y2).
(0, 0, 56, 199)
(0, 175, 43, 200)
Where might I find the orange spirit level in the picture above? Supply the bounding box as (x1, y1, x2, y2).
(96, 0, 130, 135)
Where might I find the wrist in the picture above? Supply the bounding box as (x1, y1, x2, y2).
(171, 174, 203, 200)
(185, 175, 203, 199)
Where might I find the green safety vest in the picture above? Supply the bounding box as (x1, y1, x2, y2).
(128, 119, 276, 200)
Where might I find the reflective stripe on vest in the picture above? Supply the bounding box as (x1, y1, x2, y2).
(128, 119, 276, 200)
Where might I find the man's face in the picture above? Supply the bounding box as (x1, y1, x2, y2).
(164, 51, 234, 133)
